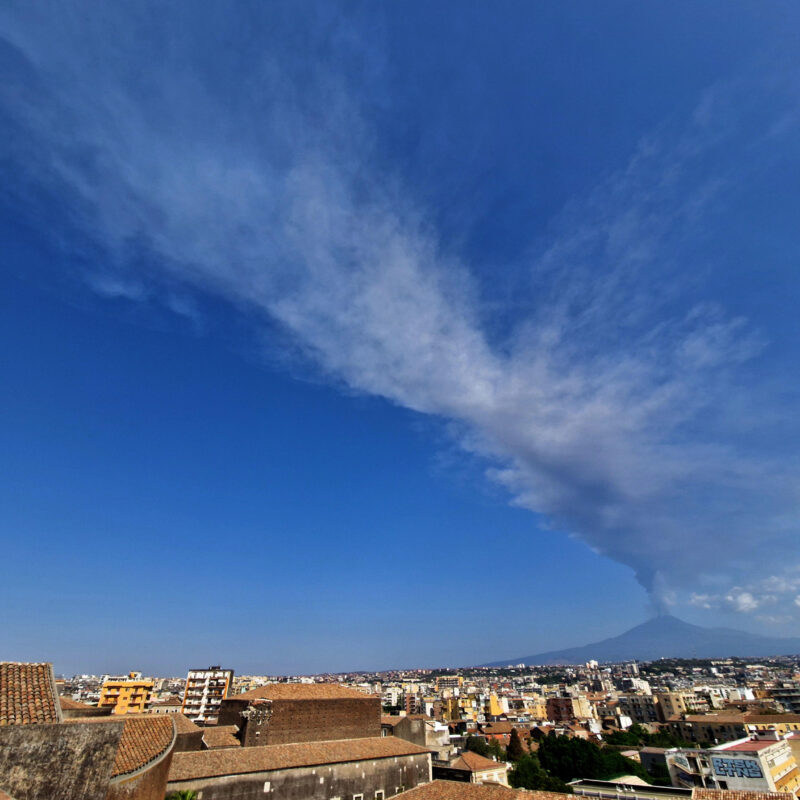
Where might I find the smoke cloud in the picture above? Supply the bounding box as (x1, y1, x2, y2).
(3, 3, 800, 621)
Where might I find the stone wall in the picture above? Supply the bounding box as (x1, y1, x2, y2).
(108, 749, 174, 800)
(167, 751, 431, 800)
(0, 721, 122, 800)
(220, 697, 380, 747)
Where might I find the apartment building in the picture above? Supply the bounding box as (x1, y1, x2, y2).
(618, 694, 659, 725)
(98, 671, 153, 715)
(658, 692, 709, 722)
(181, 666, 233, 724)
(667, 733, 800, 795)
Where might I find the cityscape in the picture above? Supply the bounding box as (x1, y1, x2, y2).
(3, 1, 800, 799)
(3, 653, 800, 798)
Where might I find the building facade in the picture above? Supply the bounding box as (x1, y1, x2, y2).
(182, 666, 234, 724)
(99, 672, 154, 715)
(667, 734, 800, 795)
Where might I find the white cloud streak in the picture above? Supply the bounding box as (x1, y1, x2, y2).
(3, 4, 800, 619)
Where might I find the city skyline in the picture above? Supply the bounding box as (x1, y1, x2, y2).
(3, 2, 800, 674)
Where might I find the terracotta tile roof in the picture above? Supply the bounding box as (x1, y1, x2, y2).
(169, 735, 430, 781)
(452, 751, 507, 773)
(234, 683, 371, 701)
(745, 714, 800, 723)
(683, 714, 744, 724)
(382, 715, 404, 726)
(202, 728, 241, 749)
(483, 722, 514, 734)
(58, 696, 91, 710)
(397, 781, 566, 800)
(212, 724, 239, 735)
(64, 715, 175, 777)
(171, 714, 202, 734)
(0, 662, 61, 725)
(693, 790, 786, 800)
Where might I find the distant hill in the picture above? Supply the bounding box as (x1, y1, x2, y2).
(484, 615, 800, 666)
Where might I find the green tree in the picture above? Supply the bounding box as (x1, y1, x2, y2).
(509, 753, 573, 793)
(465, 735, 491, 758)
(488, 737, 507, 762)
(507, 728, 525, 762)
(166, 792, 198, 800)
(537, 734, 653, 784)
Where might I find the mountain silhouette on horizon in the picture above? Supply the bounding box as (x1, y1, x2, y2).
(484, 615, 800, 666)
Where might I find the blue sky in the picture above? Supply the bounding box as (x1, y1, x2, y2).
(2, 1, 800, 675)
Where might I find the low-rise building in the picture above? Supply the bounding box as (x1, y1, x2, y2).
(667, 733, 800, 795)
(432, 751, 509, 786)
(166, 736, 431, 799)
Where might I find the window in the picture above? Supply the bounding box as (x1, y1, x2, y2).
(353, 795, 363, 800)
(375, 793, 385, 800)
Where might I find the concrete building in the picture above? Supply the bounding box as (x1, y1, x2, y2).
(773, 689, 800, 715)
(667, 733, 800, 795)
(546, 696, 594, 722)
(182, 665, 234, 724)
(657, 693, 708, 722)
(669, 714, 749, 745)
(619, 694, 659, 725)
(99, 672, 154, 715)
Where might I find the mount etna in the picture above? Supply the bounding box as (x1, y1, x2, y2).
(484, 615, 800, 666)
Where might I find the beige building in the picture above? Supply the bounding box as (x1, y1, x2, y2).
(658, 692, 708, 722)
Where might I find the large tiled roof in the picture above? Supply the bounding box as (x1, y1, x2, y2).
(64, 715, 175, 777)
(169, 735, 430, 781)
(745, 714, 800, 723)
(233, 683, 371, 701)
(397, 781, 566, 800)
(0, 663, 61, 725)
(452, 751, 506, 773)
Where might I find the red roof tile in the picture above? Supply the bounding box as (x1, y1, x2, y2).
(169, 736, 430, 781)
(0, 663, 61, 725)
(64, 715, 175, 777)
(397, 781, 566, 800)
(202, 728, 241, 749)
(452, 751, 507, 772)
(234, 683, 371, 701)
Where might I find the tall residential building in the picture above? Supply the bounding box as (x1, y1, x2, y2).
(98, 671, 153, 715)
(181, 666, 234, 724)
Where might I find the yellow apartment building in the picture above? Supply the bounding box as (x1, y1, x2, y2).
(98, 671, 153, 715)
